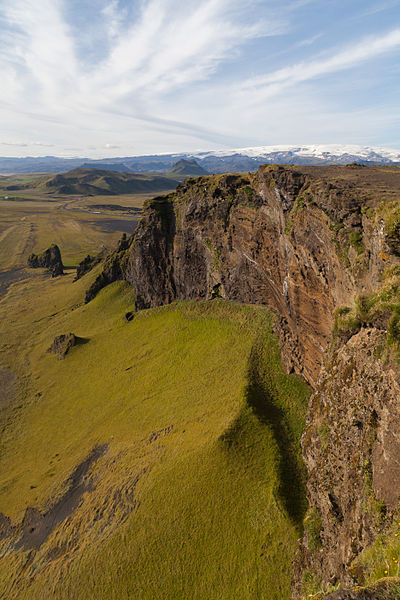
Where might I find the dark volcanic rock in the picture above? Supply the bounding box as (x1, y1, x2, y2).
(85, 234, 132, 303)
(48, 333, 76, 359)
(322, 578, 400, 599)
(75, 253, 102, 281)
(28, 244, 64, 277)
(292, 328, 400, 596)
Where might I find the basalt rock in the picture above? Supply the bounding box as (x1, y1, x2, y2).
(48, 333, 76, 360)
(322, 578, 400, 599)
(293, 328, 400, 596)
(28, 244, 64, 277)
(85, 234, 132, 303)
(75, 254, 100, 280)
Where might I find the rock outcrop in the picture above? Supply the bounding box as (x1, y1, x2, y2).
(322, 578, 400, 599)
(74, 249, 109, 281)
(293, 328, 400, 596)
(28, 244, 64, 277)
(85, 234, 131, 303)
(47, 333, 77, 359)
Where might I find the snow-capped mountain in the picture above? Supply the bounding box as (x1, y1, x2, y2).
(0, 144, 399, 174)
(193, 144, 400, 164)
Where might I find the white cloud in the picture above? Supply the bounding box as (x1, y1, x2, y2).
(235, 28, 400, 104)
(0, 0, 284, 154)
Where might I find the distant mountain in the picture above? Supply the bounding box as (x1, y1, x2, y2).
(167, 159, 208, 178)
(79, 162, 132, 172)
(193, 144, 400, 170)
(1, 144, 400, 175)
(43, 168, 179, 195)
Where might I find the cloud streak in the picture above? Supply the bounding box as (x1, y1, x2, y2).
(236, 28, 400, 104)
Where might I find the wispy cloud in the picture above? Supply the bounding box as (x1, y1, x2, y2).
(236, 28, 400, 104)
(361, 0, 400, 17)
(296, 33, 323, 48)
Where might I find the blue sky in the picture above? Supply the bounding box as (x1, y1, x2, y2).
(0, 0, 399, 157)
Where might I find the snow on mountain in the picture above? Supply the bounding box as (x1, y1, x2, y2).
(193, 144, 400, 162)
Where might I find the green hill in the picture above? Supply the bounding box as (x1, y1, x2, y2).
(43, 168, 179, 195)
(167, 158, 208, 178)
(0, 267, 310, 599)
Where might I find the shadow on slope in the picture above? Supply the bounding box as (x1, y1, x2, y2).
(221, 335, 308, 529)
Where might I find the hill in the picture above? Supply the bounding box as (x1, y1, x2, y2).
(79, 162, 132, 172)
(4, 165, 400, 599)
(0, 268, 309, 599)
(167, 158, 208, 178)
(43, 168, 179, 195)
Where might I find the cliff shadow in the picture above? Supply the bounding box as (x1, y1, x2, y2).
(245, 341, 307, 528)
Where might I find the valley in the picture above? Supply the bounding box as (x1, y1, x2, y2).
(0, 171, 170, 277)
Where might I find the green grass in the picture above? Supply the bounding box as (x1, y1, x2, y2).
(0, 268, 310, 599)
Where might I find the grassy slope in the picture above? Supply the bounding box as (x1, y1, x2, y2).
(42, 168, 179, 195)
(0, 270, 310, 599)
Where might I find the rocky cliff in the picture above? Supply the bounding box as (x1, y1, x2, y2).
(88, 164, 400, 597)
(119, 166, 398, 386)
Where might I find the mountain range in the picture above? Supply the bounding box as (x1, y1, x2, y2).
(0, 144, 399, 175)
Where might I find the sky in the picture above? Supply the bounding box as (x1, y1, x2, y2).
(0, 0, 400, 158)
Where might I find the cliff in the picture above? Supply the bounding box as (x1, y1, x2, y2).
(87, 164, 400, 597)
(121, 165, 399, 386)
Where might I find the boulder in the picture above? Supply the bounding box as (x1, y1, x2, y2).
(47, 333, 76, 360)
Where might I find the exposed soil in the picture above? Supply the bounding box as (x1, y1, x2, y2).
(0, 366, 16, 411)
(0, 268, 32, 297)
(17, 444, 108, 551)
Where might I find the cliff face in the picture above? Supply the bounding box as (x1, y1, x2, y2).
(293, 328, 400, 596)
(124, 166, 394, 386)
(89, 164, 400, 596)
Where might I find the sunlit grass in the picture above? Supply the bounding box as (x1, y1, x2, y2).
(0, 269, 310, 599)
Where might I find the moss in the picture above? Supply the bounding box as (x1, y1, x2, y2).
(304, 506, 323, 553)
(318, 423, 331, 453)
(333, 305, 362, 340)
(285, 195, 309, 234)
(350, 231, 365, 255)
(300, 570, 323, 598)
(204, 238, 221, 269)
(242, 185, 255, 199)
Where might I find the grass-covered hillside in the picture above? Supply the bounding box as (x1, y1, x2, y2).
(44, 168, 179, 195)
(0, 265, 310, 599)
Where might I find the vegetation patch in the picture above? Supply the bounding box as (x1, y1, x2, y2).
(304, 507, 323, 553)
